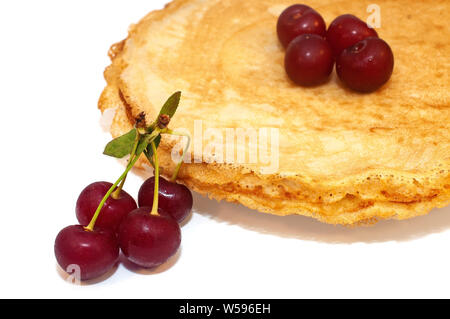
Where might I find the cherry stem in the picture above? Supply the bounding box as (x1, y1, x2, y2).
(111, 130, 140, 199)
(84, 147, 141, 232)
(112, 174, 127, 199)
(165, 129, 191, 182)
(150, 141, 159, 216)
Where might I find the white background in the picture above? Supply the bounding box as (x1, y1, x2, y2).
(1, 0, 449, 299)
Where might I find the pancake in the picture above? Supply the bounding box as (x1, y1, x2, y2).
(99, 0, 450, 225)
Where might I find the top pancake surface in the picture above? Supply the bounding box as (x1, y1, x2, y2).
(103, 0, 450, 223)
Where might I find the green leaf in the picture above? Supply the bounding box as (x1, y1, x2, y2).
(143, 135, 161, 164)
(135, 128, 161, 160)
(103, 129, 137, 158)
(135, 136, 150, 157)
(158, 91, 181, 119)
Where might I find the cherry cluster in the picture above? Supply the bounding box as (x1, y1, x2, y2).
(277, 4, 394, 92)
(54, 92, 193, 281)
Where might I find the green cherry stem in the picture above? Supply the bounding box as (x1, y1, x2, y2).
(165, 129, 191, 182)
(111, 129, 140, 199)
(84, 150, 141, 232)
(150, 141, 159, 216)
(112, 174, 128, 199)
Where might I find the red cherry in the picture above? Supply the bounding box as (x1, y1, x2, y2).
(54, 225, 119, 281)
(138, 177, 193, 223)
(76, 182, 137, 232)
(285, 34, 334, 86)
(277, 4, 326, 48)
(336, 37, 394, 93)
(118, 207, 181, 268)
(326, 14, 378, 56)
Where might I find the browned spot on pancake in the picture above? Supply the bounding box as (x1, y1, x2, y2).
(381, 189, 439, 203)
(369, 127, 393, 133)
(424, 102, 448, 110)
(358, 200, 374, 210)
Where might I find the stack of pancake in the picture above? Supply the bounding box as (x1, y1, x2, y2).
(99, 0, 450, 225)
